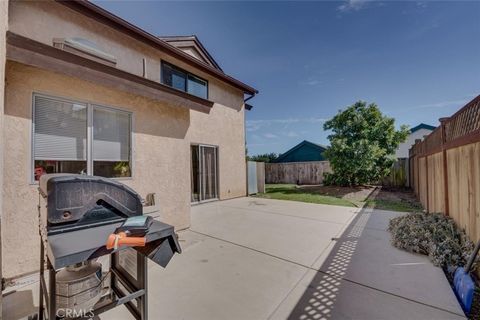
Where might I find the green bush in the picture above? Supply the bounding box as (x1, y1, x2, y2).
(323, 101, 409, 186)
(388, 212, 476, 268)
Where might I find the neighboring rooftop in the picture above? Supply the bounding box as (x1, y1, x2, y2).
(273, 140, 327, 163)
(410, 123, 436, 133)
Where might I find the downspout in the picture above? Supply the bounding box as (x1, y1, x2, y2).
(243, 92, 256, 196)
(244, 92, 256, 104)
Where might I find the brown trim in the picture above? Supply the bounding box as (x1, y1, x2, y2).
(444, 129, 480, 150)
(420, 146, 443, 157)
(444, 94, 480, 123)
(56, 0, 258, 95)
(412, 130, 480, 158)
(6, 32, 214, 113)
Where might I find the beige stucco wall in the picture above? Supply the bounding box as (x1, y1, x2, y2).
(7, 0, 242, 98)
(3, 62, 245, 279)
(3, 0, 247, 279)
(0, 0, 9, 313)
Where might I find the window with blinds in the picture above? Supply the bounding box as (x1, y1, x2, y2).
(33, 94, 132, 181)
(93, 106, 131, 178)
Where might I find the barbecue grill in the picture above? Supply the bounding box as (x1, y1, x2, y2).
(37, 174, 181, 319)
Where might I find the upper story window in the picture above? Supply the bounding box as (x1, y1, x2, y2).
(161, 62, 208, 99)
(33, 94, 132, 181)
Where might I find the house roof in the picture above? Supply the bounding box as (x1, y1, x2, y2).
(274, 140, 327, 163)
(158, 35, 223, 72)
(57, 0, 258, 95)
(410, 123, 436, 133)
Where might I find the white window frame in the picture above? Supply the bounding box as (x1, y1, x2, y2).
(31, 93, 133, 183)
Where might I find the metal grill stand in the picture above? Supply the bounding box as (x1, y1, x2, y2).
(37, 175, 181, 320)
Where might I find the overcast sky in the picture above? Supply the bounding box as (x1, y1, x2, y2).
(94, 0, 480, 155)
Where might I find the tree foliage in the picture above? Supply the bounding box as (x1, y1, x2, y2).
(323, 101, 409, 186)
(248, 152, 279, 163)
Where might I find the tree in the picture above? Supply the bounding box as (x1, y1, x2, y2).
(248, 152, 279, 163)
(323, 101, 409, 186)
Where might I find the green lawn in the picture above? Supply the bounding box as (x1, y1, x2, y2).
(364, 199, 423, 212)
(254, 184, 422, 212)
(254, 184, 356, 207)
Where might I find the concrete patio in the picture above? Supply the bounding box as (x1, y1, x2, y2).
(4, 197, 465, 319)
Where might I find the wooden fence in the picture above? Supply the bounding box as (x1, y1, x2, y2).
(265, 161, 331, 185)
(381, 158, 408, 188)
(409, 94, 480, 242)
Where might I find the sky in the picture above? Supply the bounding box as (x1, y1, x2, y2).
(94, 0, 480, 156)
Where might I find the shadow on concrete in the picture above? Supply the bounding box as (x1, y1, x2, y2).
(287, 207, 372, 320)
(286, 191, 464, 320)
(2, 289, 37, 320)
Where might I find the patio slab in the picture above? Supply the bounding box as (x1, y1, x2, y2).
(213, 197, 360, 225)
(2, 197, 465, 320)
(102, 230, 308, 320)
(270, 270, 465, 320)
(191, 200, 355, 266)
(313, 209, 464, 315)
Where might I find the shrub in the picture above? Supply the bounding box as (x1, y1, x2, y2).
(323, 101, 409, 186)
(388, 212, 476, 269)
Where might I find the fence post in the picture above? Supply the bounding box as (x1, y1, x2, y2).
(440, 117, 450, 216)
(414, 139, 422, 201)
(425, 153, 429, 213)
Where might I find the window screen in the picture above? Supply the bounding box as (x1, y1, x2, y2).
(33, 95, 132, 180)
(93, 107, 131, 178)
(93, 107, 131, 161)
(34, 95, 87, 161)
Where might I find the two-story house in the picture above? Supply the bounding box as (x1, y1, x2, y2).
(0, 0, 257, 280)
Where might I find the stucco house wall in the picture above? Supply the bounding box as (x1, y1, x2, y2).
(0, 0, 9, 311)
(2, 1, 248, 279)
(396, 128, 433, 158)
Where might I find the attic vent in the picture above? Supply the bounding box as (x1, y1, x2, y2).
(53, 37, 117, 67)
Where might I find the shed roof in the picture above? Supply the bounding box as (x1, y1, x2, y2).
(273, 140, 327, 163)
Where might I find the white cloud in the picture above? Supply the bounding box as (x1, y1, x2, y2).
(300, 79, 323, 86)
(416, 1, 427, 9)
(414, 99, 470, 109)
(285, 131, 300, 137)
(264, 133, 278, 139)
(246, 117, 328, 132)
(337, 0, 370, 12)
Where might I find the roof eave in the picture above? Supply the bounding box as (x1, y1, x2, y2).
(6, 32, 214, 113)
(56, 0, 257, 95)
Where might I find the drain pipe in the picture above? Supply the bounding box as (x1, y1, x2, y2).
(244, 92, 256, 195)
(244, 92, 256, 111)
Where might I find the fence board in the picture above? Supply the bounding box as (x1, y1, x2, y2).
(409, 95, 480, 243)
(265, 161, 331, 185)
(426, 153, 445, 213)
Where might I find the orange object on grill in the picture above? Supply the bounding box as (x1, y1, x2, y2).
(106, 232, 146, 250)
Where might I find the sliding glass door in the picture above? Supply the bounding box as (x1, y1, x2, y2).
(191, 145, 218, 202)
